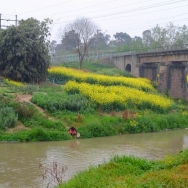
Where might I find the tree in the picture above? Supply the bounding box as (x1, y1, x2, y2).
(61, 17, 98, 69)
(142, 23, 188, 49)
(142, 30, 152, 48)
(61, 30, 79, 51)
(90, 31, 111, 49)
(50, 40, 57, 55)
(0, 17, 52, 83)
(114, 32, 132, 45)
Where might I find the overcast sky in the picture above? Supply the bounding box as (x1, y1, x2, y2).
(1, 0, 188, 43)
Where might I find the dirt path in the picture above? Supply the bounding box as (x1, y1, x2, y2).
(15, 94, 57, 121)
(15, 94, 48, 117)
(6, 121, 30, 133)
(13, 94, 68, 128)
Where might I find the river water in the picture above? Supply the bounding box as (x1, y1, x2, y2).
(0, 129, 188, 188)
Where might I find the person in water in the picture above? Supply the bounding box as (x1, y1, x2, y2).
(69, 127, 77, 138)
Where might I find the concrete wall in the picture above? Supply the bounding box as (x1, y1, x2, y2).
(114, 55, 139, 77)
(139, 53, 188, 64)
(139, 63, 159, 81)
(113, 51, 188, 100)
(158, 62, 187, 99)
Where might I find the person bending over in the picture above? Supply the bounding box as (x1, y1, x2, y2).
(69, 127, 77, 138)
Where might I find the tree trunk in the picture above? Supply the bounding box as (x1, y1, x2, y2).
(79, 58, 83, 69)
(78, 54, 83, 69)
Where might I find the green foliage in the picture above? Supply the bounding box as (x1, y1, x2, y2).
(61, 61, 115, 71)
(54, 61, 134, 78)
(0, 104, 17, 130)
(142, 23, 188, 50)
(78, 123, 115, 138)
(13, 102, 35, 119)
(0, 18, 52, 83)
(19, 85, 39, 94)
(21, 111, 66, 131)
(59, 149, 188, 188)
(77, 116, 124, 138)
(38, 82, 62, 93)
(31, 92, 96, 113)
(0, 128, 70, 142)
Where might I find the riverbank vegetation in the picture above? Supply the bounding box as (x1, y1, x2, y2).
(59, 149, 188, 188)
(0, 61, 188, 142)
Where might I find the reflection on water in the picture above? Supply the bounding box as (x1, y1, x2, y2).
(0, 129, 188, 188)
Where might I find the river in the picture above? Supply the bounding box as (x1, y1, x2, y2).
(0, 129, 188, 188)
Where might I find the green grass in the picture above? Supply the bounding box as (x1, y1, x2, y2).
(59, 61, 133, 77)
(0, 61, 188, 142)
(59, 149, 188, 188)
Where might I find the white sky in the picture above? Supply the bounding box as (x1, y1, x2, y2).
(1, 0, 188, 43)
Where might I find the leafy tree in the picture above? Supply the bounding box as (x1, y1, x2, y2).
(61, 17, 98, 69)
(50, 40, 57, 54)
(142, 23, 188, 49)
(0, 17, 52, 83)
(142, 30, 152, 48)
(114, 32, 132, 45)
(61, 30, 79, 50)
(90, 31, 111, 49)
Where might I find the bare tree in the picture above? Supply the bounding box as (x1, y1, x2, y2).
(62, 17, 98, 69)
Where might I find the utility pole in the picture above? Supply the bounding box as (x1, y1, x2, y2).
(0, 14, 18, 28)
(0, 13, 1, 29)
(15, 15, 17, 26)
(96, 29, 101, 59)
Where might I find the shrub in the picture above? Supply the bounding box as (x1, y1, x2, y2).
(19, 85, 39, 94)
(0, 18, 51, 83)
(0, 105, 18, 130)
(31, 92, 96, 113)
(13, 103, 35, 119)
(77, 122, 116, 138)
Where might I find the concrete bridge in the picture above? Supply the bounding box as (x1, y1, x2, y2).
(113, 48, 188, 100)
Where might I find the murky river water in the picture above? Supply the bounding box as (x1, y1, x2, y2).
(0, 129, 188, 188)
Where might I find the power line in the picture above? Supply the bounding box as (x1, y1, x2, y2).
(93, 4, 188, 22)
(39, 0, 150, 20)
(50, 3, 188, 29)
(105, 17, 188, 35)
(0, 14, 18, 29)
(100, 12, 188, 31)
(52, 0, 186, 25)
(19, 0, 73, 15)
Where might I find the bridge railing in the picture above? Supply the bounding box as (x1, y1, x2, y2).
(50, 44, 188, 63)
(136, 44, 188, 54)
(50, 51, 137, 64)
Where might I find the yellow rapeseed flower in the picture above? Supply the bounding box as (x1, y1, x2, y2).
(64, 81, 173, 111)
(4, 78, 24, 87)
(48, 66, 155, 92)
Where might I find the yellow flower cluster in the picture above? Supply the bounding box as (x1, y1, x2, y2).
(4, 78, 24, 87)
(48, 66, 155, 91)
(64, 81, 174, 111)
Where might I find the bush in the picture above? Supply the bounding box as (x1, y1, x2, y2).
(0, 18, 51, 83)
(32, 92, 96, 113)
(0, 128, 70, 142)
(13, 103, 35, 119)
(0, 105, 18, 130)
(77, 122, 116, 138)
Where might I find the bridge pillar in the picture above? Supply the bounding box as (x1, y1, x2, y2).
(139, 63, 158, 81)
(158, 62, 187, 99)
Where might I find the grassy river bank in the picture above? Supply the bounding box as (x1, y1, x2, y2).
(0, 61, 188, 187)
(59, 149, 188, 188)
(1, 61, 188, 142)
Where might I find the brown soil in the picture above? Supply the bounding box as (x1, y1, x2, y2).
(6, 93, 68, 132)
(15, 94, 46, 115)
(6, 94, 56, 133)
(6, 121, 30, 133)
(15, 94, 58, 120)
